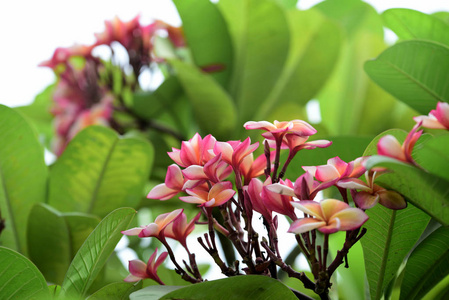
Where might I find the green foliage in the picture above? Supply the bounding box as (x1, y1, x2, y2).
(59, 207, 136, 299)
(0, 246, 51, 299)
(86, 281, 143, 300)
(48, 126, 153, 217)
(0, 105, 48, 254)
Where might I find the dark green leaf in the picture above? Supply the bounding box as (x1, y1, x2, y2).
(400, 226, 449, 300)
(130, 286, 184, 300)
(159, 276, 297, 300)
(173, 0, 233, 88)
(365, 40, 449, 114)
(383, 9, 449, 47)
(360, 203, 430, 300)
(86, 281, 142, 300)
(168, 59, 236, 139)
(48, 126, 153, 217)
(414, 133, 449, 181)
(0, 105, 48, 254)
(218, 0, 290, 123)
(59, 207, 136, 299)
(365, 155, 449, 226)
(0, 246, 50, 299)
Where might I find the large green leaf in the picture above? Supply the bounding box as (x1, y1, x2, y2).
(48, 126, 153, 218)
(169, 59, 236, 139)
(59, 207, 136, 299)
(255, 8, 342, 120)
(27, 203, 100, 285)
(173, 0, 233, 88)
(383, 9, 449, 47)
(0, 105, 47, 254)
(153, 276, 296, 299)
(414, 133, 449, 181)
(400, 226, 449, 300)
(0, 246, 50, 299)
(130, 286, 183, 300)
(360, 203, 430, 300)
(218, 0, 290, 123)
(365, 155, 449, 226)
(365, 40, 449, 114)
(86, 281, 142, 300)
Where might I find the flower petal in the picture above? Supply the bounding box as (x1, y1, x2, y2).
(288, 218, 326, 234)
(291, 200, 323, 219)
(378, 190, 407, 210)
(354, 191, 379, 209)
(329, 207, 368, 231)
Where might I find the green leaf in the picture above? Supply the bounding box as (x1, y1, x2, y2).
(360, 203, 430, 300)
(400, 226, 449, 300)
(86, 281, 142, 300)
(255, 8, 342, 120)
(48, 126, 153, 218)
(218, 0, 290, 123)
(0, 246, 51, 299)
(414, 133, 449, 181)
(130, 286, 184, 300)
(0, 105, 48, 254)
(173, 0, 233, 88)
(365, 40, 449, 114)
(59, 207, 136, 299)
(168, 59, 236, 139)
(365, 155, 449, 226)
(27, 203, 101, 284)
(383, 9, 449, 47)
(158, 276, 297, 300)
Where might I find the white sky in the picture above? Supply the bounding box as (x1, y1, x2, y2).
(0, 0, 448, 108)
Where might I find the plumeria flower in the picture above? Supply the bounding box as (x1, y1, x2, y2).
(261, 178, 297, 220)
(240, 151, 276, 185)
(303, 156, 367, 189)
(121, 209, 183, 241)
(288, 199, 368, 234)
(181, 153, 232, 187)
(213, 138, 259, 170)
(268, 171, 322, 201)
(180, 182, 236, 207)
(413, 102, 449, 130)
(268, 135, 332, 154)
(244, 177, 273, 222)
(377, 123, 422, 165)
(39, 44, 95, 69)
(164, 211, 202, 249)
(337, 171, 406, 210)
(124, 248, 168, 285)
(147, 164, 185, 200)
(244, 120, 317, 143)
(168, 133, 216, 167)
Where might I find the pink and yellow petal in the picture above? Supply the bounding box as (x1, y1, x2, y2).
(354, 192, 380, 209)
(288, 218, 326, 234)
(329, 208, 368, 231)
(377, 135, 406, 161)
(320, 199, 350, 221)
(291, 201, 323, 219)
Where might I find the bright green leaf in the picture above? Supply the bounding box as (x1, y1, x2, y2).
(365, 40, 449, 114)
(59, 207, 136, 299)
(48, 126, 153, 218)
(0, 105, 47, 254)
(255, 9, 342, 120)
(168, 59, 236, 139)
(400, 226, 449, 300)
(159, 276, 297, 300)
(0, 246, 51, 299)
(130, 286, 184, 300)
(173, 0, 233, 88)
(218, 0, 290, 123)
(360, 203, 430, 300)
(383, 9, 449, 47)
(86, 281, 142, 300)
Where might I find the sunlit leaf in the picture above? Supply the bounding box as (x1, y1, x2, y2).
(48, 126, 153, 218)
(168, 59, 236, 139)
(365, 40, 449, 114)
(383, 9, 449, 47)
(59, 207, 136, 299)
(400, 226, 449, 300)
(0, 246, 50, 299)
(173, 0, 233, 88)
(0, 105, 47, 254)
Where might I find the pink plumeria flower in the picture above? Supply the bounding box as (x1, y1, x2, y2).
(124, 248, 168, 285)
(147, 164, 185, 200)
(338, 171, 406, 210)
(213, 138, 259, 170)
(414, 102, 449, 130)
(180, 182, 236, 207)
(261, 178, 297, 220)
(39, 44, 95, 69)
(244, 120, 317, 143)
(244, 177, 273, 222)
(268, 135, 332, 154)
(182, 153, 232, 187)
(121, 209, 183, 241)
(268, 171, 322, 201)
(240, 151, 276, 185)
(303, 156, 366, 188)
(288, 199, 368, 234)
(168, 133, 216, 168)
(377, 123, 422, 165)
(164, 211, 202, 249)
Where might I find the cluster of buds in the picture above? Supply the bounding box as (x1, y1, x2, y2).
(121, 118, 415, 298)
(40, 16, 185, 155)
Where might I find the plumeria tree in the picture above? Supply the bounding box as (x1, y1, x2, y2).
(1, 0, 449, 299)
